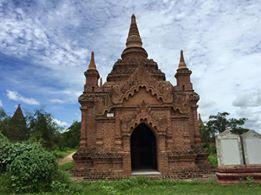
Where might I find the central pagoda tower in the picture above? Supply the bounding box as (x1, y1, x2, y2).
(73, 15, 209, 179)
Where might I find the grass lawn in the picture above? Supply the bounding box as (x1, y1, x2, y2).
(1, 148, 259, 195)
(55, 161, 261, 195)
(59, 161, 75, 171)
(72, 178, 261, 195)
(1, 173, 261, 194)
(52, 148, 76, 159)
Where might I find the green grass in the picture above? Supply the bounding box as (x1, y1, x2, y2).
(59, 161, 75, 171)
(52, 148, 76, 159)
(75, 178, 261, 195)
(1, 175, 261, 194)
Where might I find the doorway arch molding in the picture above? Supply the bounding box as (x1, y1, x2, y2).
(129, 117, 158, 135)
(120, 111, 169, 175)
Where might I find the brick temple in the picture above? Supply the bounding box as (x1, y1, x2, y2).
(73, 15, 209, 179)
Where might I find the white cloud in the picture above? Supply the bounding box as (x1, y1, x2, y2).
(233, 90, 261, 108)
(50, 99, 65, 104)
(0, 4, 87, 87)
(1, 1, 261, 131)
(53, 118, 68, 127)
(235, 107, 261, 133)
(6, 90, 40, 105)
(0, 100, 3, 107)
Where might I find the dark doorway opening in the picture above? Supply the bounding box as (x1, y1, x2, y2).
(131, 123, 157, 171)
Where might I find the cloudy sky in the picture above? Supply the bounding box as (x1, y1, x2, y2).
(0, 0, 261, 131)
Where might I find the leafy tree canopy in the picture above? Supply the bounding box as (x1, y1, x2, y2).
(61, 121, 80, 148)
(200, 112, 249, 153)
(207, 112, 248, 135)
(27, 110, 61, 149)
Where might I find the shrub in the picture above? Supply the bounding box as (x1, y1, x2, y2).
(0, 133, 73, 193)
(0, 133, 10, 172)
(51, 170, 81, 193)
(208, 153, 218, 168)
(0, 173, 10, 193)
(0, 132, 8, 142)
(51, 180, 72, 193)
(0, 138, 43, 173)
(7, 145, 58, 193)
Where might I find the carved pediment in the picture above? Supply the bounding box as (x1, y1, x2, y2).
(123, 87, 162, 105)
(120, 107, 170, 134)
(111, 65, 173, 104)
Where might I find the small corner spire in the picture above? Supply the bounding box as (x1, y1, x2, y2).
(198, 113, 204, 126)
(178, 50, 187, 69)
(88, 51, 97, 70)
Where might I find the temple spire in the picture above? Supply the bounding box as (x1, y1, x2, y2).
(84, 51, 100, 91)
(88, 51, 97, 70)
(121, 15, 148, 59)
(178, 50, 187, 69)
(7, 104, 28, 141)
(175, 50, 193, 91)
(126, 14, 142, 48)
(13, 104, 23, 120)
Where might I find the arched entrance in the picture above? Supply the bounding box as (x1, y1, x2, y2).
(131, 123, 157, 171)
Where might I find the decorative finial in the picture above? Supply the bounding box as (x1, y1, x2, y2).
(126, 14, 142, 48)
(180, 50, 184, 62)
(178, 50, 187, 69)
(88, 51, 97, 70)
(131, 14, 136, 22)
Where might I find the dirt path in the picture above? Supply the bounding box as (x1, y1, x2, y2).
(58, 152, 75, 165)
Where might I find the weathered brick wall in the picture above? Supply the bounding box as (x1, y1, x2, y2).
(86, 108, 96, 147)
(96, 121, 115, 150)
(171, 118, 191, 152)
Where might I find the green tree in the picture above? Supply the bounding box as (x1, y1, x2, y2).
(28, 110, 60, 149)
(206, 112, 248, 135)
(0, 107, 7, 121)
(199, 112, 249, 152)
(200, 123, 215, 148)
(0, 108, 9, 133)
(207, 112, 230, 133)
(229, 118, 248, 134)
(61, 121, 80, 148)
